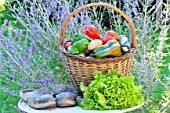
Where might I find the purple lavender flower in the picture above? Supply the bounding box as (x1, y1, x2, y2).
(29, 36, 34, 44)
(50, 0, 58, 10)
(18, 58, 24, 65)
(5, 79, 11, 85)
(55, 52, 60, 56)
(36, 79, 46, 85)
(147, 0, 153, 5)
(164, 74, 168, 81)
(1, 50, 6, 54)
(48, 78, 53, 84)
(44, 72, 50, 86)
(133, 0, 139, 7)
(79, 1, 84, 6)
(14, 27, 19, 37)
(5, 73, 13, 77)
(31, 44, 36, 51)
(133, 7, 138, 15)
(0, 20, 8, 32)
(152, 81, 158, 85)
(59, 10, 63, 17)
(26, 47, 32, 54)
(19, 79, 26, 85)
(0, 87, 16, 95)
(141, 22, 149, 38)
(23, 0, 29, 2)
(30, 24, 39, 36)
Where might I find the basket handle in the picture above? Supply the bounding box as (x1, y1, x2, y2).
(59, 2, 138, 49)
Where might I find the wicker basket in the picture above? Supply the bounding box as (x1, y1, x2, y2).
(58, 3, 138, 94)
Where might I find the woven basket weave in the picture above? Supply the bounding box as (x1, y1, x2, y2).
(58, 3, 138, 94)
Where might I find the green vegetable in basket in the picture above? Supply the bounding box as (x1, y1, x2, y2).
(93, 40, 122, 58)
(79, 69, 144, 110)
(68, 39, 89, 54)
(72, 33, 92, 43)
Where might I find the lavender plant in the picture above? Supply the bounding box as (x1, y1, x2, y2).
(0, 0, 169, 112)
(0, 0, 100, 92)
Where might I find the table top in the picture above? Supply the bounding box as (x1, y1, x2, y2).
(18, 100, 144, 113)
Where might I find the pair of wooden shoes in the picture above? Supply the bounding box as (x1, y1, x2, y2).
(20, 85, 78, 109)
(20, 87, 56, 109)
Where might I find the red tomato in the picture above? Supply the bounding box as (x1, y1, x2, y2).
(65, 42, 72, 50)
(102, 31, 118, 44)
(80, 25, 99, 40)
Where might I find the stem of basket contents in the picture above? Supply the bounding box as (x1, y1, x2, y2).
(59, 2, 138, 49)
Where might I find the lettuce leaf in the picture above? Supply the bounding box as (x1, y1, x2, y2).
(79, 69, 144, 110)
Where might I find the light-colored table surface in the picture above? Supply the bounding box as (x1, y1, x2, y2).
(18, 100, 144, 113)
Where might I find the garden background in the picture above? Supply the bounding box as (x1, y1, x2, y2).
(0, 0, 169, 113)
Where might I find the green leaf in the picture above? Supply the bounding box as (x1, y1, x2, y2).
(100, 82, 107, 88)
(95, 91, 107, 106)
(93, 71, 103, 79)
(80, 82, 87, 92)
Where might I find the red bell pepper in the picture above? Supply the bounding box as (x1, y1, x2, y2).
(102, 31, 118, 44)
(65, 42, 72, 50)
(80, 25, 99, 40)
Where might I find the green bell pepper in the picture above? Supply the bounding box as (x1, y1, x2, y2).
(72, 33, 92, 43)
(68, 39, 89, 54)
(93, 40, 121, 58)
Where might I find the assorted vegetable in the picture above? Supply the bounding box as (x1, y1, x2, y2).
(72, 33, 92, 43)
(79, 69, 144, 110)
(65, 24, 131, 58)
(118, 35, 131, 52)
(68, 39, 89, 54)
(65, 42, 72, 50)
(88, 39, 102, 50)
(80, 25, 99, 40)
(93, 40, 121, 58)
(102, 31, 118, 44)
